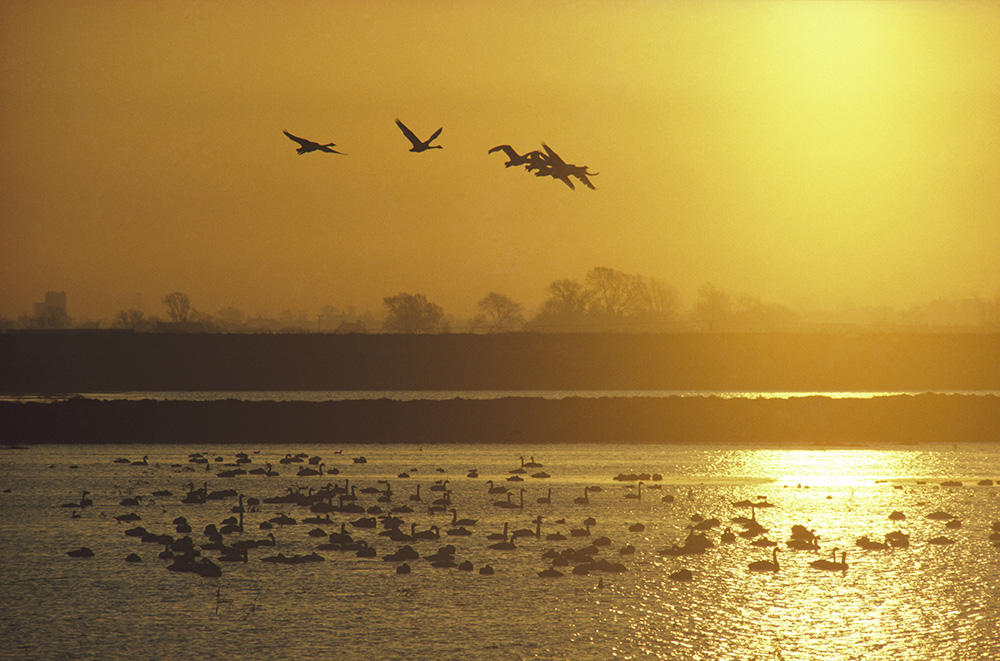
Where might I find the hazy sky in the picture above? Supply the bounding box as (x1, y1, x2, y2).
(2, 1, 999, 322)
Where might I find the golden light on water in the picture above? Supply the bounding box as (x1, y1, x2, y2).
(2, 0, 1000, 656)
(629, 445, 1000, 659)
(4, 440, 1000, 658)
(749, 449, 894, 488)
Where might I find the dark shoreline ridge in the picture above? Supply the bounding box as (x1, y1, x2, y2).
(2, 395, 997, 445)
(3, 332, 999, 392)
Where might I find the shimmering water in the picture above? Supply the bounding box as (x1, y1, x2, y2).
(1, 443, 998, 660)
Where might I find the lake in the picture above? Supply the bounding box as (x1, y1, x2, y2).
(1, 442, 998, 660)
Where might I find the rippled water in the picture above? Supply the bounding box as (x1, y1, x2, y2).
(1, 443, 998, 660)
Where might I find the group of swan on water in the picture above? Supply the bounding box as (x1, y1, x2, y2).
(61, 451, 999, 584)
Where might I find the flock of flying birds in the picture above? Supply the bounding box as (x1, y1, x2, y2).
(282, 119, 598, 191)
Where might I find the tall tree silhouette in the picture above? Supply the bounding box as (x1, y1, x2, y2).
(585, 267, 650, 318)
(692, 283, 733, 332)
(162, 292, 191, 323)
(475, 292, 524, 332)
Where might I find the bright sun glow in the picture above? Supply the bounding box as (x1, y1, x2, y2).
(2, 2, 998, 321)
(748, 449, 893, 488)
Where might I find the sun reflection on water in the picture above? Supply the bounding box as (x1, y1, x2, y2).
(2, 443, 998, 660)
(612, 446, 999, 660)
(742, 448, 901, 488)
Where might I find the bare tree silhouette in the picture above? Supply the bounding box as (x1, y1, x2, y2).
(475, 292, 525, 332)
(692, 283, 733, 332)
(585, 267, 649, 318)
(113, 309, 154, 331)
(162, 292, 191, 323)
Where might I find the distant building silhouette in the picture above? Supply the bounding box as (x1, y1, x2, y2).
(30, 291, 70, 329)
(35, 291, 67, 318)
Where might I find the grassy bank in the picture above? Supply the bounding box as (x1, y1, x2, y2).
(2, 394, 997, 446)
(3, 332, 999, 392)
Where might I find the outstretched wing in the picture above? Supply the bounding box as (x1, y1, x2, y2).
(428, 127, 443, 143)
(395, 119, 421, 147)
(283, 130, 312, 148)
(523, 150, 545, 168)
(554, 173, 576, 190)
(574, 173, 596, 190)
(488, 145, 517, 158)
(541, 143, 567, 166)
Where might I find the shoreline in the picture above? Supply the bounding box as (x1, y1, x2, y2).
(2, 393, 998, 446)
(3, 332, 999, 392)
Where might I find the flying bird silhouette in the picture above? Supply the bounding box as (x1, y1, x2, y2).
(488, 145, 545, 168)
(532, 143, 598, 190)
(283, 130, 345, 155)
(396, 119, 443, 152)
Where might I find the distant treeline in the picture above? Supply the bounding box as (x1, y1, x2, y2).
(11, 269, 1000, 335)
(2, 332, 999, 393)
(1, 394, 997, 446)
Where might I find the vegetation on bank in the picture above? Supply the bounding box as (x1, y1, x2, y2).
(3, 332, 999, 394)
(2, 394, 997, 446)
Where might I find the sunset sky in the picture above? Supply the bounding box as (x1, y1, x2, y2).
(2, 1, 998, 322)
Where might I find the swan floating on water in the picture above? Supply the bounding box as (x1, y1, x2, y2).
(810, 549, 848, 572)
(748, 548, 780, 572)
(669, 568, 693, 581)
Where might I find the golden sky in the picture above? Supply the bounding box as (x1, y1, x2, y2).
(2, 1, 998, 321)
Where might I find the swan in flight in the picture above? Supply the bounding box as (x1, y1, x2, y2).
(488, 145, 544, 168)
(530, 143, 598, 191)
(283, 130, 346, 155)
(395, 119, 443, 152)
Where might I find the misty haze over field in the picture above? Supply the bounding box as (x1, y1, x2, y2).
(2, 3, 999, 328)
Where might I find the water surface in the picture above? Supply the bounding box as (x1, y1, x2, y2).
(1, 443, 998, 660)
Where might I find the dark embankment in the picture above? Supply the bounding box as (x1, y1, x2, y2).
(2, 332, 999, 392)
(2, 395, 997, 445)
